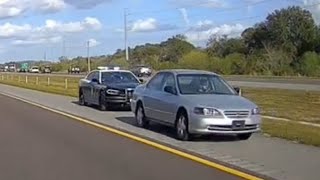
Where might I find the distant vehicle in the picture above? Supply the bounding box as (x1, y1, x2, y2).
(130, 69, 261, 141)
(8, 64, 16, 72)
(131, 65, 152, 77)
(29, 66, 40, 73)
(68, 66, 80, 74)
(19, 63, 29, 73)
(0, 65, 4, 72)
(78, 68, 144, 111)
(42, 66, 51, 73)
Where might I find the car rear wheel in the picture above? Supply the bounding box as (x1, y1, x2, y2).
(176, 112, 190, 141)
(79, 90, 87, 106)
(237, 133, 252, 140)
(136, 104, 149, 128)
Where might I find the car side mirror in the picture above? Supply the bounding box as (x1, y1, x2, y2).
(233, 86, 242, 96)
(164, 86, 177, 95)
(139, 78, 144, 83)
(91, 78, 99, 84)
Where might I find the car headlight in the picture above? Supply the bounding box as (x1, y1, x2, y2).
(194, 107, 223, 117)
(251, 108, 260, 115)
(106, 89, 120, 95)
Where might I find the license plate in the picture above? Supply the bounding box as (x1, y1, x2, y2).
(232, 120, 245, 129)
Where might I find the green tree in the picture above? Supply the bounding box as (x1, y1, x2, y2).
(300, 51, 320, 77)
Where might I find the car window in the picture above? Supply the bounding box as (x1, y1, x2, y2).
(147, 73, 165, 91)
(177, 74, 236, 95)
(92, 72, 99, 81)
(162, 73, 176, 90)
(86, 71, 96, 80)
(101, 71, 139, 84)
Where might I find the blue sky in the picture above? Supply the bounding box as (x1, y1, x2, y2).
(0, 0, 315, 62)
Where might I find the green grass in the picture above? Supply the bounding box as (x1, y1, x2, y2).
(1, 74, 320, 146)
(262, 119, 320, 147)
(242, 88, 320, 123)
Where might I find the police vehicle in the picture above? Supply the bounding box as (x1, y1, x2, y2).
(78, 66, 143, 111)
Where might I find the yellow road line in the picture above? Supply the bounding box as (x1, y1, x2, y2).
(0, 92, 264, 180)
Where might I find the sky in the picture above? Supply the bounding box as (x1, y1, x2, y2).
(0, 0, 318, 62)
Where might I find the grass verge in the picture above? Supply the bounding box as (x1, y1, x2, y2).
(242, 88, 320, 123)
(1, 76, 320, 147)
(262, 119, 320, 147)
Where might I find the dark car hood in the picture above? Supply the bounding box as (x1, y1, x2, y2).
(104, 82, 140, 90)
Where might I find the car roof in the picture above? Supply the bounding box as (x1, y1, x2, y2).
(158, 69, 220, 76)
(98, 69, 133, 73)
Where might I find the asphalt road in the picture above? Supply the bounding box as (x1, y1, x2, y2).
(0, 94, 242, 180)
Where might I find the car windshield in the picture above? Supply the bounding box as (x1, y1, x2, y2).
(101, 71, 139, 84)
(177, 74, 236, 95)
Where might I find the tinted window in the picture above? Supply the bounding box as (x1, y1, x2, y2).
(147, 73, 165, 91)
(86, 71, 96, 80)
(177, 74, 236, 95)
(101, 71, 139, 84)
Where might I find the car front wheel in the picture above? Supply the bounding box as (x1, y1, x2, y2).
(99, 91, 108, 111)
(135, 104, 149, 128)
(176, 112, 190, 141)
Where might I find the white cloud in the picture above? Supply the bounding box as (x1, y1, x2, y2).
(34, 0, 67, 13)
(129, 18, 177, 33)
(12, 36, 62, 45)
(0, 0, 111, 19)
(0, 0, 66, 19)
(185, 22, 247, 42)
(303, 0, 320, 23)
(179, 8, 190, 26)
(0, 17, 102, 45)
(64, 0, 112, 9)
(88, 38, 100, 47)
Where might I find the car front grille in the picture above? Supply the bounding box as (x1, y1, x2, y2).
(223, 110, 250, 119)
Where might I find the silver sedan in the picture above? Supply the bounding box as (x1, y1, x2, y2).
(130, 69, 261, 141)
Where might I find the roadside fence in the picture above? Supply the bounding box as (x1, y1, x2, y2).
(0, 74, 79, 94)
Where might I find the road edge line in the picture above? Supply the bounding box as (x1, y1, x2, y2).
(0, 92, 264, 180)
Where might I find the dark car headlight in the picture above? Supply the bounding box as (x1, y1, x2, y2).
(106, 89, 120, 95)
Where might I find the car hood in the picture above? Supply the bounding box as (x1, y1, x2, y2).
(104, 82, 140, 90)
(185, 94, 257, 110)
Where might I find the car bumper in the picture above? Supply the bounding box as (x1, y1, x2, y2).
(105, 96, 132, 105)
(188, 114, 261, 135)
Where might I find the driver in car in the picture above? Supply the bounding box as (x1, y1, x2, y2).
(198, 78, 212, 93)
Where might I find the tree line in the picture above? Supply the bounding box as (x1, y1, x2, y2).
(52, 6, 320, 77)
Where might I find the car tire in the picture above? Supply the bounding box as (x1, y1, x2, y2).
(79, 90, 87, 106)
(176, 111, 190, 141)
(99, 91, 108, 111)
(237, 133, 252, 140)
(135, 103, 149, 128)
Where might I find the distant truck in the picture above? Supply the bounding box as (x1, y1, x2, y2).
(41, 66, 51, 73)
(18, 63, 29, 72)
(68, 66, 80, 74)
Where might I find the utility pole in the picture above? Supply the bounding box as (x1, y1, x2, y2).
(124, 8, 129, 61)
(62, 39, 66, 59)
(44, 51, 47, 61)
(87, 40, 91, 72)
